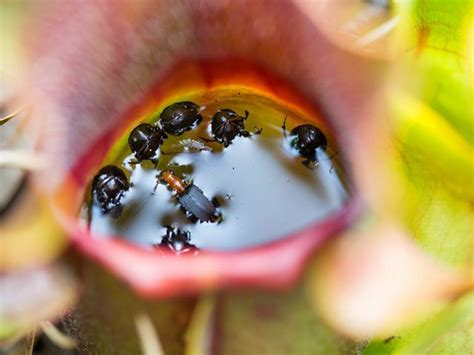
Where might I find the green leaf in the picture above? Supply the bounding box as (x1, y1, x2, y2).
(416, 59, 474, 146)
(360, 1, 474, 352)
(408, 0, 471, 57)
(215, 286, 358, 355)
(391, 93, 474, 201)
(396, 0, 474, 145)
(363, 292, 474, 355)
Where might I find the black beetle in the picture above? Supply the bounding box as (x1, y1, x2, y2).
(92, 165, 130, 218)
(158, 170, 222, 223)
(159, 101, 202, 136)
(208, 109, 261, 147)
(282, 116, 328, 168)
(128, 123, 165, 163)
(158, 226, 197, 254)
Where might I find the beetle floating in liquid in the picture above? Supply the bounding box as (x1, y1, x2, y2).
(200, 108, 262, 147)
(92, 165, 130, 218)
(90, 100, 337, 250)
(161, 138, 213, 155)
(159, 101, 203, 136)
(282, 116, 328, 169)
(128, 123, 165, 164)
(156, 226, 197, 254)
(158, 170, 222, 223)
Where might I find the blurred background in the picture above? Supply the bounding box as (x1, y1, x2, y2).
(1, 0, 473, 354)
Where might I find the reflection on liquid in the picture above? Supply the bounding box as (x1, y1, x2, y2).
(88, 90, 350, 251)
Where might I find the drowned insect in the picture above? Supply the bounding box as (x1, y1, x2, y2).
(282, 116, 328, 169)
(158, 101, 203, 136)
(202, 109, 262, 147)
(155, 226, 197, 254)
(157, 170, 222, 223)
(161, 138, 213, 155)
(128, 123, 166, 164)
(92, 165, 130, 218)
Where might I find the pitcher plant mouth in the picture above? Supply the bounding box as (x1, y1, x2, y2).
(50, 59, 362, 298)
(24, 0, 385, 298)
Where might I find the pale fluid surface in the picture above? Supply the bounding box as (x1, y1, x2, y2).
(88, 92, 349, 250)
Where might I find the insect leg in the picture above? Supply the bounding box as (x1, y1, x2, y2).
(199, 136, 216, 143)
(252, 126, 263, 135)
(161, 148, 183, 155)
(211, 197, 221, 208)
(303, 157, 319, 170)
(127, 159, 140, 166)
(152, 176, 161, 194)
(282, 116, 288, 138)
(240, 130, 251, 138)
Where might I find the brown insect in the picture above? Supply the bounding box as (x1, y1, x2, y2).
(160, 170, 187, 193)
(157, 170, 221, 223)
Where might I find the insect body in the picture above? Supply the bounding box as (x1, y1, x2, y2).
(159, 101, 203, 136)
(157, 226, 197, 254)
(161, 139, 213, 155)
(92, 165, 130, 218)
(128, 123, 165, 163)
(208, 109, 261, 147)
(211, 109, 250, 147)
(282, 116, 328, 168)
(160, 170, 187, 193)
(158, 170, 221, 223)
